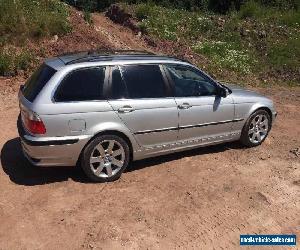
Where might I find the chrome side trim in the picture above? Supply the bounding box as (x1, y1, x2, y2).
(134, 126, 178, 135)
(134, 118, 244, 135)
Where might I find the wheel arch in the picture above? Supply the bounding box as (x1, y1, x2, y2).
(248, 106, 273, 125)
(77, 129, 136, 166)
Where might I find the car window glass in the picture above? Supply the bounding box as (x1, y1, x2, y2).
(111, 67, 128, 99)
(165, 65, 217, 97)
(120, 65, 167, 99)
(23, 64, 56, 102)
(55, 67, 105, 102)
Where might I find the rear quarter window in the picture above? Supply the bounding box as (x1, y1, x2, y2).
(22, 64, 56, 102)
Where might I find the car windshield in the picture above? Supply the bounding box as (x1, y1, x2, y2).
(22, 64, 56, 102)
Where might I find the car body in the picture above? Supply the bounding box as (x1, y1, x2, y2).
(17, 50, 277, 181)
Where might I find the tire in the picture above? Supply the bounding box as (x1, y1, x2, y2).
(240, 109, 271, 147)
(81, 134, 130, 182)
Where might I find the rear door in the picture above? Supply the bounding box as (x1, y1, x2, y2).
(164, 64, 234, 143)
(107, 64, 178, 149)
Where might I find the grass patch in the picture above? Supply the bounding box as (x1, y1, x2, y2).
(134, 4, 215, 41)
(193, 41, 254, 74)
(238, 1, 300, 27)
(130, 3, 299, 81)
(267, 37, 300, 70)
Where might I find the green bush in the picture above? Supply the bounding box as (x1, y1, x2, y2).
(64, 0, 115, 11)
(259, 0, 299, 10)
(0, 48, 34, 76)
(84, 9, 93, 24)
(207, 0, 245, 14)
(15, 50, 34, 71)
(0, 52, 12, 76)
(0, 0, 71, 42)
(239, 1, 263, 18)
(135, 3, 152, 20)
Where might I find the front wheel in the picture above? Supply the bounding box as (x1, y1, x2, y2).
(240, 110, 271, 147)
(81, 134, 130, 182)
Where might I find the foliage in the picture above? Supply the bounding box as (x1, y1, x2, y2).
(84, 10, 93, 24)
(0, 0, 71, 42)
(63, 0, 115, 11)
(239, 0, 263, 18)
(0, 51, 12, 76)
(65, 0, 299, 13)
(0, 49, 34, 76)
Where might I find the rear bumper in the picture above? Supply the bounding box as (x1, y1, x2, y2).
(17, 116, 91, 166)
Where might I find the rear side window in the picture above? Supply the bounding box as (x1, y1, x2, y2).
(55, 67, 106, 102)
(120, 65, 167, 99)
(22, 64, 56, 102)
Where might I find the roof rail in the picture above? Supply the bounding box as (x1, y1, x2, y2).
(63, 49, 155, 65)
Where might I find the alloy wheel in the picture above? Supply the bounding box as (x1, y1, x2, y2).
(248, 114, 269, 144)
(90, 140, 125, 178)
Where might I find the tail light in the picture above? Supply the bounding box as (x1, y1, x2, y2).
(21, 110, 46, 135)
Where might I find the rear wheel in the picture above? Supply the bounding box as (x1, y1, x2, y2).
(240, 109, 271, 147)
(81, 134, 130, 182)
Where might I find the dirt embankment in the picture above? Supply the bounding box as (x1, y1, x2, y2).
(0, 9, 299, 249)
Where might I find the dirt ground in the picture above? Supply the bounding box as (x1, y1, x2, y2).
(0, 11, 299, 250)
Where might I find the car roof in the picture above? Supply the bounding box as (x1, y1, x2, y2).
(45, 49, 189, 70)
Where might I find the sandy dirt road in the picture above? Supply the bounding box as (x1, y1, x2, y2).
(0, 85, 299, 249)
(0, 11, 299, 250)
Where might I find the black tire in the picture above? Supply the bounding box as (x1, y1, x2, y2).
(240, 109, 271, 147)
(81, 134, 130, 182)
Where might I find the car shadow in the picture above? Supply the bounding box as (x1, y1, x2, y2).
(1, 137, 243, 186)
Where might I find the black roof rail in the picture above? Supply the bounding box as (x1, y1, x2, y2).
(63, 49, 156, 65)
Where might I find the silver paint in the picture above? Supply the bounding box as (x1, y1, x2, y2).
(18, 55, 277, 166)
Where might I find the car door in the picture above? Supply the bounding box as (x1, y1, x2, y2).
(107, 64, 178, 149)
(164, 64, 235, 144)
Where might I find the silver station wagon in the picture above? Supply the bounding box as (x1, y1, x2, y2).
(18, 50, 277, 182)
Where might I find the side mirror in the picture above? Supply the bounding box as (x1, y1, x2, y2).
(217, 86, 230, 98)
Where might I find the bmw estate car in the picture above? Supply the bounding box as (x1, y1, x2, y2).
(18, 50, 277, 182)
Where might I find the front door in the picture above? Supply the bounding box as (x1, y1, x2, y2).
(164, 64, 235, 143)
(108, 64, 178, 149)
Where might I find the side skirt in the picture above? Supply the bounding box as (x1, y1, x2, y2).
(133, 131, 241, 161)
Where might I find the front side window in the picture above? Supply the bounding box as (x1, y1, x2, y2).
(165, 65, 217, 97)
(120, 65, 167, 99)
(55, 67, 106, 102)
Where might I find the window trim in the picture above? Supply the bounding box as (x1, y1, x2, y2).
(162, 64, 220, 98)
(107, 64, 173, 100)
(52, 66, 109, 103)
